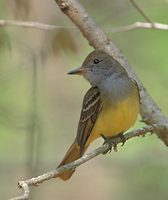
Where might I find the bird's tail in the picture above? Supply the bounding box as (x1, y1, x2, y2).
(56, 141, 86, 181)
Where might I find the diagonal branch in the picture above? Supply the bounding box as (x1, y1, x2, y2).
(54, 0, 168, 145)
(9, 125, 167, 200)
(10, 1, 168, 199)
(130, 0, 153, 23)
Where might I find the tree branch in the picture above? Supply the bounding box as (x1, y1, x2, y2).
(107, 22, 168, 32)
(130, 0, 153, 23)
(9, 125, 166, 200)
(0, 19, 76, 31)
(0, 19, 168, 32)
(54, 0, 168, 146)
(9, 0, 168, 199)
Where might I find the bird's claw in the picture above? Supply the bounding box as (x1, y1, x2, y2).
(100, 134, 118, 154)
(118, 133, 126, 146)
(100, 133, 126, 154)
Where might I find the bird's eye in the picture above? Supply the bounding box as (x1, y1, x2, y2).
(93, 59, 100, 64)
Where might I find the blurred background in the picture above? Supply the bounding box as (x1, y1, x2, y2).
(0, 0, 168, 199)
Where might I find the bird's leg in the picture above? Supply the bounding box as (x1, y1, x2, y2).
(100, 134, 118, 154)
(118, 132, 126, 146)
(100, 132, 126, 154)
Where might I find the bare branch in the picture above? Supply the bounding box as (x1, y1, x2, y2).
(107, 22, 168, 32)
(9, 0, 168, 199)
(0, 19, 76, 31)
(11, 182, 29, 200)
(130, 0, 153, 23)
(54, 0, 168, 146)
(9, 125, 166, 200)
(0, 19, 168, 33)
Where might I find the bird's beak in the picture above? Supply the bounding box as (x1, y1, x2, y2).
(67, 67, 85, 75)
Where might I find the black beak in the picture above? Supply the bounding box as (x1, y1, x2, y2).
(67, 67, 85, 75)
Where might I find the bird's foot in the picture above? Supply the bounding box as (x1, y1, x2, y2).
(100, 134, 118, 154)
(100, 133, 126, 154)
(118, 133, 126, 146)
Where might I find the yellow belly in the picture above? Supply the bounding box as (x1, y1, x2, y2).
(86, 95, 139, 145)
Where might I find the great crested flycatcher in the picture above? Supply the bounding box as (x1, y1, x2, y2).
(57, 50, 140, 181)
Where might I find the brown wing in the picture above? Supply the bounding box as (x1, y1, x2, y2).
(76, 87, 102, 152)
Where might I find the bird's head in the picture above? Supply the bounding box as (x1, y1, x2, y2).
(68, 50, 126, 86)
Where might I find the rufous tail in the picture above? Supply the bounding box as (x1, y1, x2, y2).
(56, 141, 87, 181)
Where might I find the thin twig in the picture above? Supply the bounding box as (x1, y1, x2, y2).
(0, 20, 168, 32)
(9, 124, 167, 200)
(11, 182, 29, 200)
(0, 19, 76, 30)
(107, 22, 168, 32)
(130, 0, 153, 23)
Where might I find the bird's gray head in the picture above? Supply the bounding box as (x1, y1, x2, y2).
(68, 50, 127, 86)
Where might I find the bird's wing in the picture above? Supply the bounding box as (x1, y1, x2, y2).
(76, 86, 102, 152)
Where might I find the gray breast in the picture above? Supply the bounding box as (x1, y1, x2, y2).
(99, 73, 135, 103)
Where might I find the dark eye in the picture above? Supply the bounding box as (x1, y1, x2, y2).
(93, 59, 100, 64)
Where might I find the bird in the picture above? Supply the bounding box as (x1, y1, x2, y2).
(57, 50, 140, 181)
